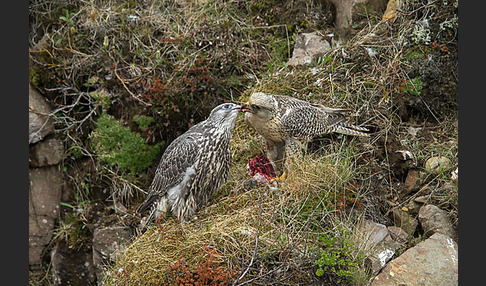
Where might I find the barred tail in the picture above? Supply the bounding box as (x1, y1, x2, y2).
(332, 122, 369, 136)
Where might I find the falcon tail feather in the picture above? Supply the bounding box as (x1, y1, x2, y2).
(333, 122, 369, 136)
(136, 195, 159, 214)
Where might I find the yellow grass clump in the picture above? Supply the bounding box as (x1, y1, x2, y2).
(103, 132, 367, 285)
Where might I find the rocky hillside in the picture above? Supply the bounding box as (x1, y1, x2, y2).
(29, 0, 458, 285)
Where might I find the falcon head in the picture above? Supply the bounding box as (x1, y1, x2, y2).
(241, 92, 277, 119)
(208, 102, 245, 126)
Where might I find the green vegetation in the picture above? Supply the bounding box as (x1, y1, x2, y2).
(315, 228, 366, 283)
(399, 76, 422, 96)
(53, 173, 96, 250)
(133, 114, 155, 131)
(54, 211, 91, 249)
(101, 134, 372, 285)
(59, 8, 76, 26)
(90, 112, 162, 174)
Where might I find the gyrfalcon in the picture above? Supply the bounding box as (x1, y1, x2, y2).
(137, 103, 245, 223)
(242, 92, 368, 171)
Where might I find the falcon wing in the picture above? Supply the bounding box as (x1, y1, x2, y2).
(280, 106, 346, 140)
(136, 134, 200, 213)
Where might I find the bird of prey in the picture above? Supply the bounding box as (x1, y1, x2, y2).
(136, 103, 245, 223)
(242, 92, 369, 171)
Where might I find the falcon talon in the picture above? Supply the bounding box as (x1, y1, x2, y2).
(269, 171, 286, 183)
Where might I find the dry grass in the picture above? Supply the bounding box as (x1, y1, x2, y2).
(103, 135, 371, 285)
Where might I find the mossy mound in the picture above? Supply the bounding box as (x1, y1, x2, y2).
(104, 145, 368, 285)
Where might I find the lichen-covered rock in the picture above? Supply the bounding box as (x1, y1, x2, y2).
(418, 204, 457, 241)
(92, 226, 133, 281)
(287, 32, 331, 67)
(424, 156, 453, 174)
(29, 166, 63, 267)
(29, 137, 64, 167)
(355, 219, 404, 275)
(371, 233, 458, 286)
(382, 0, 399, 22)
(29, 84, 54, 144)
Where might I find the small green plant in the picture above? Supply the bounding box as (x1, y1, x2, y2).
(90, 88, 111, 111)
(54, 211, 91, 249)
(315, 228, 365, 284)
(403, 50, 426, 61)
(69, 144, 84, 159)
(59, 9, 76, 26)
(56, 193, 92, 250)
(90, 112, 163, 174)
(399, 76, 422, 96)
(133, 115, 155, 131)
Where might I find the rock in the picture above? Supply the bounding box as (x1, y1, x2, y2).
(29, 166, 63, 267)
(29, 84, 54, 144)
(387, 226, 409, 244)
(404, 199, 422, 215)
(360, 219, 389, 245)
(355, 220, 403, 275)
(390, 208, 418, 236)
(51, 240, 97, 286)
(401, 168, 423, 196)
(418, 204, 457, 241)
(29, 137, 64, 167)
(371, 233, 458, 286)
(29, 216, 55, 266)
(92, 226, 133, 281)
(287, 32, 331, 67)
(29, 166, 63, 218)
(424, 156, 453, 174)
(382, 0, 399, 22)
(414, 195, 429, 204)
(29, 246, 45, 271)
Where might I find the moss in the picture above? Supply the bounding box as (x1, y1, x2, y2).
(403, 50, 427, 61)
(133, 114, 155, 131)
(90, 112, 163, 174)
(29, 66, 41, 87)
(29, 57, 53, 88)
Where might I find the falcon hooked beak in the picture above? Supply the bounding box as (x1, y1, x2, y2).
(240, 103, 252, 113)
(232, 105, 247, 112)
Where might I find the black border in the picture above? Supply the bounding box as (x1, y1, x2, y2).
(457, 1, 479, 285)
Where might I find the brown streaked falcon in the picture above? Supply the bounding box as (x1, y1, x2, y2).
(137, 103, 245, 223)
(242, 92, 369, 171)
